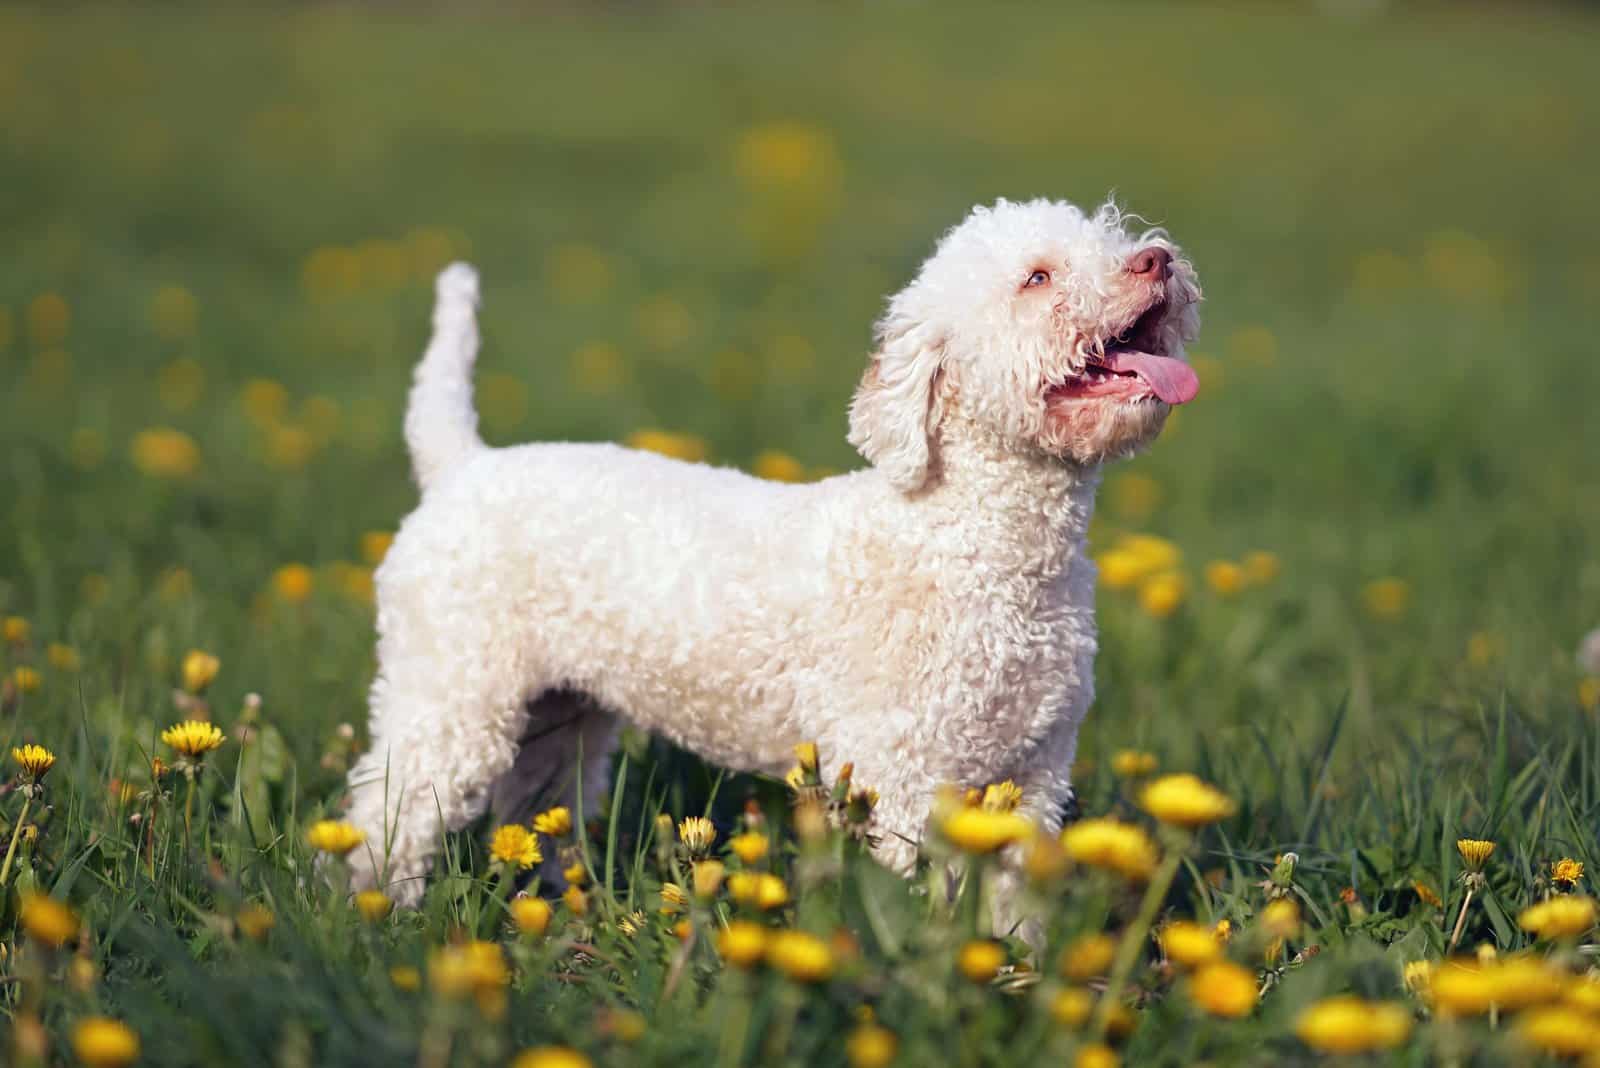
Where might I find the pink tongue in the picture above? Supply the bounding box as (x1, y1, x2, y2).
(1101, 350, 1200, 405)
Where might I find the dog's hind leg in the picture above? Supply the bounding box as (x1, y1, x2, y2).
(489, 687, 620, 886)
(344, 609, 541, 905)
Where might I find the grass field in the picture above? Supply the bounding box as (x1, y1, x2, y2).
(3, 3, 1600, 1065)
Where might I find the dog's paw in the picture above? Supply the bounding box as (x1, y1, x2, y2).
(435, 262, 480, 307)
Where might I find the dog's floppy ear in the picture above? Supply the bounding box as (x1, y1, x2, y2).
(847, 315, 946, 493)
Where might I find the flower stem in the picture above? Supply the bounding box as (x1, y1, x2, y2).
(1090, 833, 1188, 1042)
(1447, 888, 1474, 953)
(0, 796, 33, 886)
(184, 776, 196, 837)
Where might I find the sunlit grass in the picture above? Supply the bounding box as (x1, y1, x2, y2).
(3, 2, 1600, 1065)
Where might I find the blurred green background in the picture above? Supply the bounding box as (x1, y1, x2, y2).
(2, 1, 1598, 780)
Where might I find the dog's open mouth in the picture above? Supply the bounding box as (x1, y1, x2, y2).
(1048, 300, 1199, 406)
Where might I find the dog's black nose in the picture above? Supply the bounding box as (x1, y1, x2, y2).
(1128, 247, 1172, 281)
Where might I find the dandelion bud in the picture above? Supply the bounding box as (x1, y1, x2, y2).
(692, 860, 726, 900)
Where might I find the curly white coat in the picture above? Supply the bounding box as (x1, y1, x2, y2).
(344, 197, 1202, 916)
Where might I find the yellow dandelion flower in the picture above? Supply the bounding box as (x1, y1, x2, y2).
(1096, 549, 1145, 590)
(558, 861, 586, 887)
(728, 871, 789, 910)
(489, 824, 542, 869)
(131, 427, 200, 478)
(729, 831, 769, 864)
(1141, 773, 1236, 827)
(272, 563, 314, 603)
(845, 1022, 898, 1068)
(390, 964, 422, 991)
(1565, 974, 1600, 1014)
(1109, 472, 1162, 520)
(766, 929, 834, 982)
(360, 531, 394, 567)
(562, 884, 588, 917)
(659, 882, 688, 913)
(239, 379, 289, 427)
(1552, 858, 1584, 885)
(1075, 1045, 1119, 1068)
(626, 429, 707, 463)
(19, 893, 79, 947)
(1051, 987, 1093, 1028)
(1160, 921, 1222, 969)
(1213, 918, 1232, 943)
(1060, 818, 1159, 881)
(1110, 750, 1157, 777)
(511, 1046, 592, 1068)
(161, 720, 224, 758)
(1487, 956, 1566, 1009)
(150, 283, 198, 341)
(1188, 960, 1258, 1018)
(304, 820, 365, 856)
(717, 920, 768, 968)
(1138, 571, 1187, 618)
(510, 895, 553, 936)
(12, 744, 56, 781)
(180, 649, 220, 694)
(355, 890, 393, 923)
(617, 911, 647, 938)
(2, 616, 28, 644)
(532, 806, 572, 838)
(1413, 880, 1443, 908)
(71, 1017, 141, 1068)
(569, 340, 628, 394)
(1402, 960, 1434, 996)
(794, 741, 819, 773)
(753, 450, 807, 483)
(981, 780, 1024, 812)
(10, 666, 42, 694)
(1363, 577, 1410, 620)
(1023, 833, 1070, 882)
(236, 904, 275, 941)
(46, 643, 80, 671)
(1119, 533, 1181, 574)
(1465, 630, 1502, 667)
(27, 292, 70, 346)
(1205, 560, 1245, 597)
(545, 243, 614, 304)
(1261, 898, 1300, 939)
(1519, 896, 1597, 940)
(599, 1007, 646, 1043)
(957, 940, 1006, 983)
(940, 807, 1033, 854)
(1294, 996, 1412, 1054)
(1429, 960, 1498, 1015)
(694, 860, 726, 899)
(428, 940, 509, 1000)
(1516, 1006, 1598, 1058)
(1059, 934, 1117, 981)
(1242, 550, 1280, 585)
(678, 816, 716, 855)
(1456, 838, 1495, 871)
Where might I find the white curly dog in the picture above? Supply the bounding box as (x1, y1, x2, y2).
(345, 197, 1201, 909)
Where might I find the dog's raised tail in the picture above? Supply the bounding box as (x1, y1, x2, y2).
(406, 263, 486, 493)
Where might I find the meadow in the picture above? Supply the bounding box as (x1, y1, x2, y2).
(3, 2, 1600, 1064)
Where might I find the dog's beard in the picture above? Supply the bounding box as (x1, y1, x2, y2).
(1039, 395, 1171, 465)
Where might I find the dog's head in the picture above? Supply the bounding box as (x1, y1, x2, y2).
(849, 198, 1202, 491)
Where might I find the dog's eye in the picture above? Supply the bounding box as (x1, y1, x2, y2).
(1024, 270, 1050, 288)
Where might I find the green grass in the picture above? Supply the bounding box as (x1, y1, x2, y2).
(3, 2, 1600, 1065)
